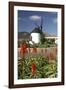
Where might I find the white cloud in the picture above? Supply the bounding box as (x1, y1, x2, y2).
(29, 15, 41, 21)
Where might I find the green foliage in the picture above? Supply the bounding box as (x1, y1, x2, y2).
(38, 38, 56, 48)
(40, 34, 45, 44)
(18, 55, 57, 79)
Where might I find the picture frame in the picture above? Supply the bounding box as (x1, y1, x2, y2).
(9, 1, 64, 88)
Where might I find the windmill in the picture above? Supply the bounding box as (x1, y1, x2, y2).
(30, 17, 44, 44)
(33, 17, 43, 34)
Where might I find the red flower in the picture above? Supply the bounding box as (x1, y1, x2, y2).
(31, 63, 36, 75)
(20, 43, 28, 57)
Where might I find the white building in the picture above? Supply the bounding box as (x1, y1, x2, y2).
(45, 37, 58, 44)
(30, 27, 42, 44)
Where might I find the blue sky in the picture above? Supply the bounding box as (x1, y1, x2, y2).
(18, 10, 57, 36)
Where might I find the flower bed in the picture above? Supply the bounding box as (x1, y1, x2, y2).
(18, 54, 57, 79)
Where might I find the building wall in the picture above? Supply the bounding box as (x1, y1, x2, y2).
(31, 33, 41, 43)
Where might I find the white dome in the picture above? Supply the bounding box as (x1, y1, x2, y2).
(31, 33, 41, 43)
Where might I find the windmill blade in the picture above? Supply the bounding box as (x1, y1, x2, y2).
(40, 17, 43, 30)
(34, 22, 39, 27)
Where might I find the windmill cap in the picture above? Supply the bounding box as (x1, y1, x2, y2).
(31, 27, 43, 34)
